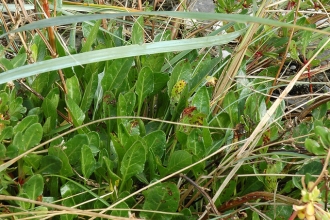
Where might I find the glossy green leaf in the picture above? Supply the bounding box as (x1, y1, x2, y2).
(80, 70, 98, 113)
(64, 134, 89, 166)
(0, 126, 13, 142)
(305, 138, 325, 155)
(66, 96, 85, 128)
(117, 91, 136, 117)
(120, 141, 146, 191)
(141, 182, 180, 220)
(81, 144, 96, 179)
(23, 174, 43, 201)
(48, 146, 74, 177)
(163, 150, 192, 177)
(38, 155, 62, 174)
(314, 126, 330, 146)
(66, 75, 82, 105)
(136, 67, 154, 115)
(191, 87, 210, 115)
(23, 123, 43, 150)
(101, 57, 134, 91)
(132, 16, 144, 45)
(13, 115, 38, 134)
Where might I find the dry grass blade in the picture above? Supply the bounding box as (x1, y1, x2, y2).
(211, 0, 271, 114)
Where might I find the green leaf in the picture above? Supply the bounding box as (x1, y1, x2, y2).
(223, 91, 238, 124)
(191, 87, 210, 115)
(8, 96, 26, 121)
(66, 75, 82, 105)
(265, 155, 284, 192)
(314, 126, 330, 146)
(0, 144, 5, 159)
(80, 19, 101, 53)
(111, 202, 129, 217)
(141, 53, 165, 72)
(48, 146, 74, 177)
(38, 155, 62, 174)
(265, 205, 292, 220)
(187, 129, 205, 157)
(23, 174, 43, 201)
(136, 67, 154, 115)
(305, 138, 325, 155)
(163, 150, 192, 177)
(80, 70, 98, 113)
(117, 91, 136, 117)
(41, 88, 59, 130)
(81, 145, 96, 179)
(144, 130, 166, 159)
(168, 60, 192, 97)
(23, 154, 42, 171)
(64, 134, 89, 165)
(0, 30, 243, 84)
(189, 57, 222, 94)
(66, 96, 85, 128)
(101, 57, 134, 91)
(120, 141, 146, 191)
(293, 161, 323, 190)
(0, 126, 13, 142)
(141, 182, 180, 220)
(10, 53, 27, 68)
(87, 131, 100, 154)
(13, 115, 38, 134)
(132, 16, 144, 45)
(150, 72, 169, 96)
(23, 123, 43, 150)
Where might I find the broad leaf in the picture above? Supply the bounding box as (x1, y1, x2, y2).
(38, 155, 62, 174)
(64, 134, 89, 166)
(135, 67, 154, 115)
(162, 150, 192, 177)
(141, 182, 180, 220)
(101, 57, 134, 91)
(66, 75, 82, 105)
(120, 141, 146, 191)
(132, 16, 144, 45)
(81, 144, 96, 179)
(23, 174, 44, 201)
(48, 146, 74, 177)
